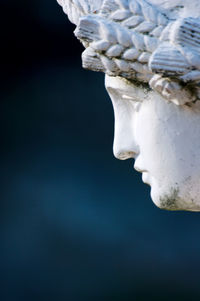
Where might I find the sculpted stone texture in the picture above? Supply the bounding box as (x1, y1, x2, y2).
(57, 0, 200, 211)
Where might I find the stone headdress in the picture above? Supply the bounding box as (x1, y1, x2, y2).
(57, 0, 200, 105)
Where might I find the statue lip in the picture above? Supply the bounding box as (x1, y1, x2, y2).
(134, 163, 150, 184)
(142, 172, 150, 185)
(133, 163, 147, 174)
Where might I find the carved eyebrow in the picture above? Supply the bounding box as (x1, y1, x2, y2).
(122, 94, 142, 102)
(107, 84, 149, 102)
(115, 86, 145, 102)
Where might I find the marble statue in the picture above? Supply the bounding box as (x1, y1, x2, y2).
(57, 0, 200, 211)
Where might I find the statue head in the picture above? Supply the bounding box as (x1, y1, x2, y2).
(57, 0, 200, 211)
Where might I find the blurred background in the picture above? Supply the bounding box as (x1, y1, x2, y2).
(1, 1, 200, 300)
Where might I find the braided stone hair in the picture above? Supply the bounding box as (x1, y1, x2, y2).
(57, 0, 200, 105)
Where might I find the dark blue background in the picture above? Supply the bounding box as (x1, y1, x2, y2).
(1, 1, 200, 300)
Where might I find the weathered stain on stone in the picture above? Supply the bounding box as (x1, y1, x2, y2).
(121, 76, 151, 91)
(159, 187, 180, 210)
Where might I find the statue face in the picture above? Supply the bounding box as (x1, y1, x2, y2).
(105, 75, 200, 211)
(57, 0, 200, 211)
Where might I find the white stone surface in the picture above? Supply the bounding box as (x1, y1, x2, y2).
(106, 75, 200, 211)
(57, 0, 200, 211)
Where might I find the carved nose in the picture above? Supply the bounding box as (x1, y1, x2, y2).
(112, 112, 139, 160)
(113, 132, 139, 160)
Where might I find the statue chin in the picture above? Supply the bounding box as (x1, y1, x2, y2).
(150, 185, 200, 212)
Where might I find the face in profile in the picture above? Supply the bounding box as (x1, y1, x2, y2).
(57, 0, 200, 211)
(105, 75, 200, 211)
